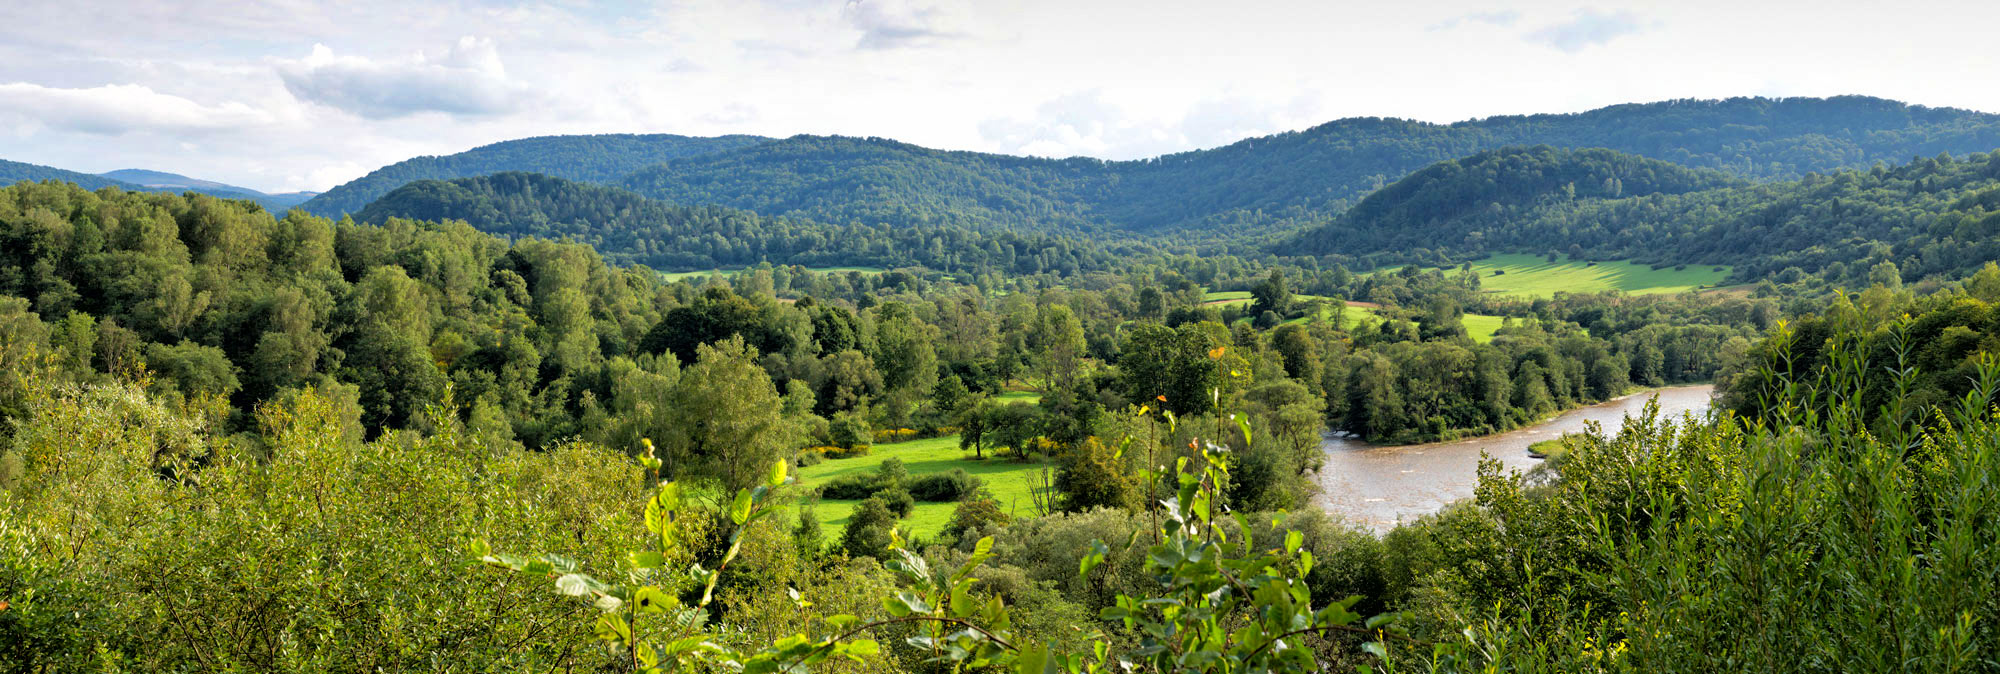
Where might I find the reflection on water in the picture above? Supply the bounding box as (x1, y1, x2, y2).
(1313, 385, 1716, 533)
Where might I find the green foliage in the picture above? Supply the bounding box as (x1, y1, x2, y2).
(940, 491, 1012, 544)
(841, 496, 902, 560)
(658, 337, 795, 491)
(357, 172, 1123, 276)
(0, 378, 653, 670)
(1053, 436, 1137, 512)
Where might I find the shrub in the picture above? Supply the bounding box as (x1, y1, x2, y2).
(820, 444, 870, 459)
(794, 449, 824, 467)
(839, 497, 897, 559)
(793, 507, 825, 557)
(874, 457, 908, 484)
(940, 491, 1011, 543)
(908, 469, 983, 502)
(818, 473, 883, 500)
(1056, 437, 1139, 513)
(876, 486, 916, 518)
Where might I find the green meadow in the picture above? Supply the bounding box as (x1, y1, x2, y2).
(796, 434, 1052, 539)
(1458, 254, 1728, 297)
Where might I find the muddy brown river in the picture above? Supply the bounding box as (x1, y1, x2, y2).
(1313, 385, 1716, 532)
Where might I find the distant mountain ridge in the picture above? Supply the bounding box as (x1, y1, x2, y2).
(99, 169, 318, 210)
(298, 133, 774, 215)
(309, 95, 2000, 241)
(1, 159, 315, 212)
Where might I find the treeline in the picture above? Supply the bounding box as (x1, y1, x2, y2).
(1292, 146, 2000, 285)
(355, 171, 1128, 275)
(299, 133, 772, 215)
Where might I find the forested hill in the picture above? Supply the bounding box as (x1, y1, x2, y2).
(299, 133, 772, 216)
(618, 96, 2000, 238)
(356, 171, 1128, 276)
(304, 96, 2000, 240)
(1290, 146, 2000, 284)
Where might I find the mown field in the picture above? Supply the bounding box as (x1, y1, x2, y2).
(1457, 254, 1728, 297)
(797, 435, 1051, 539)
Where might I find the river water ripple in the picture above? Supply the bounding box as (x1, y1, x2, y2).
(1312, 385, 1716, 533)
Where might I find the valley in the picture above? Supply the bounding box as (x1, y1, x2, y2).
(4, 90, 2000, 673)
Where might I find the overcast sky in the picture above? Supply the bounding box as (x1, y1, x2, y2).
(2, 0, 1996, 193)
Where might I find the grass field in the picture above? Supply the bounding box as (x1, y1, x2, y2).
(796, 434, 1052, 539)
(1454, 254, 1728, 297)
(659, 266, 886, 283)
(1462, 313, 1507, 342)
(993, 390, 1042, 405)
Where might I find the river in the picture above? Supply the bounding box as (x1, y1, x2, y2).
(1313, 385, 1716, 533)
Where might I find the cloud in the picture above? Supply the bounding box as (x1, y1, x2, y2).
(1528, 9, 1647, 53)
(842, 0, 968, 50)
(0, 82, 273, 134)
(979, 90, 1318, 161)
(277, 36, 530, 118)
(1427, 10, 1522, 32)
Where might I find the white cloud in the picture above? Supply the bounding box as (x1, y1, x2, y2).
(979, 90, 1323, 160)
(0, 82, 273, 134)
(277, 36, 531, 119)
(841, 0, 972, 49)
(1527, 9, 1648, 53)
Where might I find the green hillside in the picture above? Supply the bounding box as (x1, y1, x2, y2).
(1296, 147, 2000, 285)
(354, 172, 1124, 276)
(301, 133, 772, 215)
(303, 96, 2000, 242)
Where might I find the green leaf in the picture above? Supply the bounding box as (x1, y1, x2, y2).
(1078, 540, 1108, 579)
(768, 459, 789, 488)
(730, 488, 754, 525)
(1362, 641, 1388, 659)
(628, 550, 665, 569)
(825, 614, 860, 629)
(1285, 530, 1304, 555)
(635, 586, 675, 613)
(893, 591, 932, 614)
(555, 573, 595, 596)
(1233, 413, 1253, 446)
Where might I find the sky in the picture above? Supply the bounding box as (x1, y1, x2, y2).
(2, 0, 1997, 194)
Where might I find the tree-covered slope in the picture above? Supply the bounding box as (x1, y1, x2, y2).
(300, 133, 772, 216)
(618, 135, 1113, 233)
(1291, 146, 2000, 284)
(356, 171, 1127, 276)
(1292, 146, 1744, 255)
(612, 96, 2000, 238)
